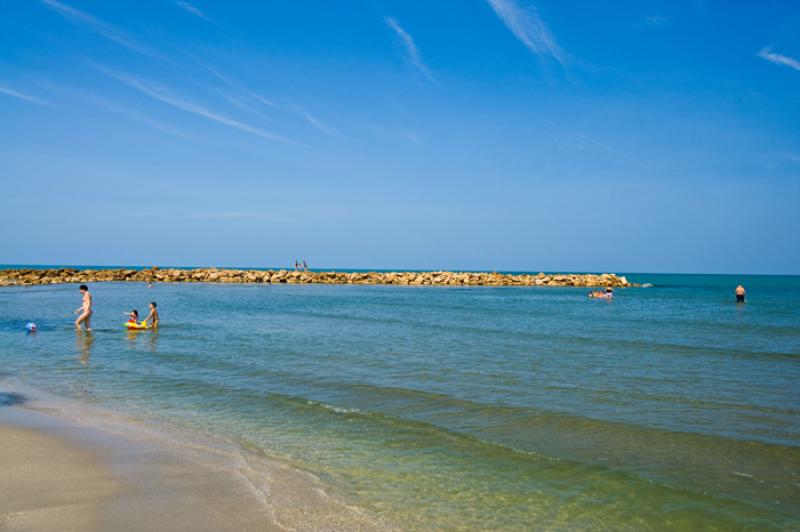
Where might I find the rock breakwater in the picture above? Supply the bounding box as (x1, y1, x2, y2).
(0, 268, 633, 288)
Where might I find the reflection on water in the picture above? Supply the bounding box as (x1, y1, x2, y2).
(75, 330, 94, 366)
(148, 330, 159, 353)
(126, 329, 139, 347)
(125, 329, 159, 352)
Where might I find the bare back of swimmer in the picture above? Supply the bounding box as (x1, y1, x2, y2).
(75, 284, 93, 331)
(735, 284, 746, 303)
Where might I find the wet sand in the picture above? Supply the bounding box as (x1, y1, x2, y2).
(0, 403, 386, 531)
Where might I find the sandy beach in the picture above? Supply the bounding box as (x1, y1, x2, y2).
(0, 423, 117, 531)
(0, 396, 385, 531)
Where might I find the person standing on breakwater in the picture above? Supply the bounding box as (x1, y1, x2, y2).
(74, 284, 93, 331)
(735, 284, 746, 303)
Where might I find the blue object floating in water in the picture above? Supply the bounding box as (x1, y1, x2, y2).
(25, 322, 37, 332)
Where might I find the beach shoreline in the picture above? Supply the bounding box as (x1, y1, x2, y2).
(0, 384, 389, 532)
(0, 267, 634, 288)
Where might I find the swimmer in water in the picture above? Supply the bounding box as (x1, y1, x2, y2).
(735, 284, 746, 303)
(588, 288, 614, 299)
(126, 309, 139, 323)
(74, 284, 93, 331)
(144, 301, 159, 329)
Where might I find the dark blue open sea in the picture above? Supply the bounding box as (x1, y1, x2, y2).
(1, 273, 798, 529)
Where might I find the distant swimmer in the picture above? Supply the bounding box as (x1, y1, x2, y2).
(735, 284, 746, 303)
(144, 301, 159, 328)
(74, 284, 93, 331)
(588, 288, 614, 300)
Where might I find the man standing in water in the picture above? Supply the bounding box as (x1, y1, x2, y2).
(735, 284, 746, 303)
(74, 284, 93, 331)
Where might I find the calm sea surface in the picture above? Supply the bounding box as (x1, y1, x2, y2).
(1, 273, 799, 529)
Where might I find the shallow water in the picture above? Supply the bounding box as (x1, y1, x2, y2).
(1, 273, 799, 529)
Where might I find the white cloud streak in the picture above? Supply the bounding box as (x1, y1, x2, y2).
(185, 211, 291, 222)
(42, 0, 164, 60)
(175, 1, 209, 21)
(758, 47, 800, 72)
(97, 66, 295, 144)
(0, 85, 52, 107)
(195, 59, 345, 139)
(94, 99, 195, 141)
(125, 210, 294, 223)
(220, 92, 271, 120)
(486, 0, 564, 65)
(399, 129, 420, 145)
(295, 107, 341, 137)
(384, 17, 434, 81)
(194, 60, 275, 107)
(642, 15, 669, 26)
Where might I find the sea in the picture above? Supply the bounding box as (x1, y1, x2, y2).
(0, 270, 798, 529)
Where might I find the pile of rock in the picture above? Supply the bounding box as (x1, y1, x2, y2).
(0, 267, 633, 288)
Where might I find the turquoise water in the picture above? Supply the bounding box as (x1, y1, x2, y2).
(1, 274, 799, 529)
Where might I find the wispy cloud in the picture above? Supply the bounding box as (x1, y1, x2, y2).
(758, 47, 800, 72)
(93, 99, 195, 141)
(32, 81, 191, 140)
(42, 0, 164, 60)
(175, 1, 210, 21)
(194, 60, 275, 107)
(0, 85, 51, 107)
(125, 210, 294, 222)
(185, 211, 294, 223)
(219, 92, 271, 120)
(97, 66, 295, 144)
(399, 129, 420, 145)
(641, 15, 669, 27)
(530, 113, 619, 158)
(384, 17, 434, 81)
(295, 106, 341, 138)
(486, 0, 564, 65)
(195, 58, 345, 139)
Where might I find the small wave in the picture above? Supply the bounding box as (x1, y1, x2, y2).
(306, 399, 362, 414)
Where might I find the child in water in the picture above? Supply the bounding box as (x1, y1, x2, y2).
(127, 310, 139, 323)
(144, 302, 159, 328)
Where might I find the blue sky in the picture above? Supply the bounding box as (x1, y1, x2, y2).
(1, 0, 798, 273)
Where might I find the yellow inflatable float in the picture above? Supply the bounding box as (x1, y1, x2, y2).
(125, 321, 150, 330)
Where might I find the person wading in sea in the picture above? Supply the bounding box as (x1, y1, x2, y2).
(74, 284, 93, 331)
(735, 284, 746, 303)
